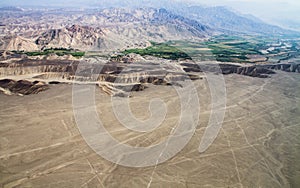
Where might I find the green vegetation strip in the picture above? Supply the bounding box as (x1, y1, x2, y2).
(123, 42, 191, 60)
(15, 48, 85, 57)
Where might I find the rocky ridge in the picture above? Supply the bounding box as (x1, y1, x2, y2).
(0, 56, 298, 96)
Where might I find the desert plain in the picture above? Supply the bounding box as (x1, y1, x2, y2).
(0, 70, 299, 188)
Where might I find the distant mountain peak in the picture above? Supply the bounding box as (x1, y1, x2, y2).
(0, 6, 23, 11)
(175, 5, 299, 36)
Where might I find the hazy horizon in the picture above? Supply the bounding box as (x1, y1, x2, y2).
(1, 0, 300, 31)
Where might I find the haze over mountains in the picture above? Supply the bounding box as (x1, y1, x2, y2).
(0, 7, 211, 51)
(0, 3, 299, 52)
(1, 0, 300, 31)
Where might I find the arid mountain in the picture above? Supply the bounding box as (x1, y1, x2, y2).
(6, 36, 38, 51)
(150, 8, 210, 37)
(174, 6, 298, 35)
(35, 25, 105, 50)
(0, 5, 298, 52)
(0, 8, 211, 51)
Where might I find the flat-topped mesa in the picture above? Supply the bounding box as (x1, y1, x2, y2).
(181, 63, 299, 78)
(0, 60, 77, 77)
(258, 63, 300, 73)
(0, 59, 195, 96)
(0, 57, 299, 96)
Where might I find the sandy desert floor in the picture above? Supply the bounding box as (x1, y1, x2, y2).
(0, 71, 299, 188)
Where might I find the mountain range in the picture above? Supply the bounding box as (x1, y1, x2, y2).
(173, 6, 296, 35)
(0, 5, 299, 52)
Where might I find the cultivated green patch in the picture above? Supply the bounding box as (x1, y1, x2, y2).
(123, 42, 192, 60)
(163, 35, 300, 63)
(205, 35, 300, 63)
(13, 48, 85, 57)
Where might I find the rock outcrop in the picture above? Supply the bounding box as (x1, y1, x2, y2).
(0, 79, 48, 95)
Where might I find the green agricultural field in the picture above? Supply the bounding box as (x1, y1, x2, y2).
(123, 42, 192, 60)
(15, 48, 85, 58)
(202, 35, 299, 63)
(120, 35, 300, 64)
